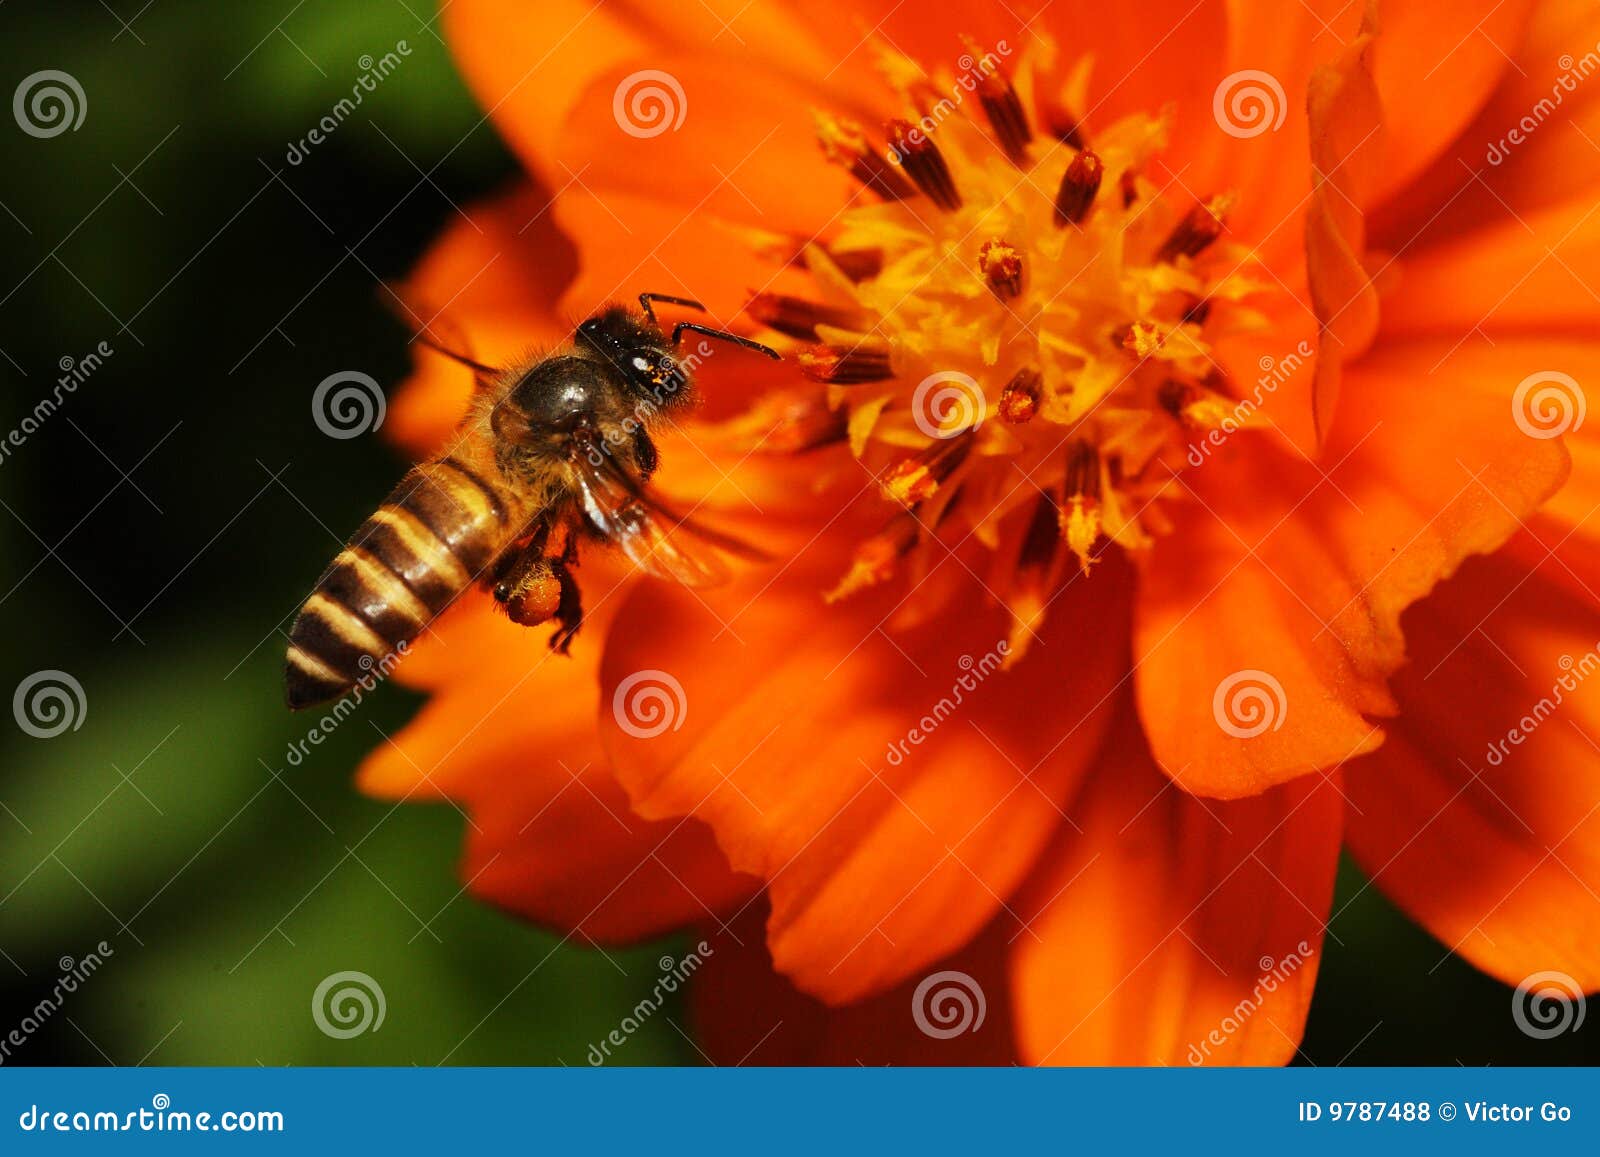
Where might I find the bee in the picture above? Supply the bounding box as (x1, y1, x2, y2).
(284, 293, 780, 710)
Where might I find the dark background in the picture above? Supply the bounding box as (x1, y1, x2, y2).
(0, 0, 1592, 1065)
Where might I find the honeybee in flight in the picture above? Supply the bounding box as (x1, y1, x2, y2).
(284, 294, 780, 710)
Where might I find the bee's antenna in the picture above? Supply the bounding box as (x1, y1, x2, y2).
(411, 329, 503, 378)
(670, 322, 781, 361)
(638, 292, 706, 329)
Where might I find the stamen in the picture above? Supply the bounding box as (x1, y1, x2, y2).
(1061, 440, 1103, 574)
(999, 368, 1041, 424)
(813, 111, 914, 200)
(1119, 169, 1139, 208)
(797, 341, 894, 384)
(747, 292, 868, 342)
(722, 387, 848, 452)
(887, 119, 962, 211)
(965, 40, 1032, 164)
(881, 434, 973, 506)
(824, 512, 920, 604)
(979, 239, 1023, 300)
(1054, 148, 1104, 227)
(1160, 378, 1238, 430)
(1003, 492, 1064, 664)
(1156, 194, 1232, 263)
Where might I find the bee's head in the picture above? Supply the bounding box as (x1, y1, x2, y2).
(575, 306, 694, 411)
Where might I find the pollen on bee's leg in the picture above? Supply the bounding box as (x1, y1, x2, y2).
(964, 40, 1032, 165)
(887, 119, 962, 211)
(813, 110, 914, 200)
(999, 367, 1041, 424)
(824, 512, 920, 604)
(747, 292, 868, 342)
(979, 239, 1023, 300)
(1156, 194, 1233, 263)
(1054, 149, 1104, 227)
(881, 433, 973, 507)
(1061, 440, 1103, 574)
(797, 340, 894, 384)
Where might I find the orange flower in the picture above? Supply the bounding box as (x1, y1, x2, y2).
(357, 0, 1600, 1063)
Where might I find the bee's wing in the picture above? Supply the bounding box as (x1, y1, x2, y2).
(573, 453, 761, 589)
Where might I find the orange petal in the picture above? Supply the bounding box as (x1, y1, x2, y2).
(386, 182, 578, 459)
(691, 898, 1019, 1065)
(1135, 334, 1571, 798)
(1372, 2, 1600, 247)
(357, 595, 753, 945)
(1380, 192, 1600, 339)
(599, 551, 1131, 1003)
(1344, 550, 1600, 991)
(1010, 709, 1341, 1064)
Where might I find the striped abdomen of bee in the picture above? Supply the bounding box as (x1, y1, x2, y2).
(284, 455, 521, 709)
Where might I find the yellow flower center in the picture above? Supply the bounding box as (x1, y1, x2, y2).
(739, 42, 1273, 659)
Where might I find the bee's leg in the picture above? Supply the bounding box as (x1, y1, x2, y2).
(492, 540, 564, 628)
(669, 322, 782, 361)
(547, 558, 584, 654)
(631, 426, 659, 482)
(638, 292, 705, 329)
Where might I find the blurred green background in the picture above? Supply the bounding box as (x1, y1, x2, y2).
(0, 0, 1592, 1067)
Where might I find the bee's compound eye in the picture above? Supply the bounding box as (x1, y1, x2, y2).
(492, 582, 511, 603)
